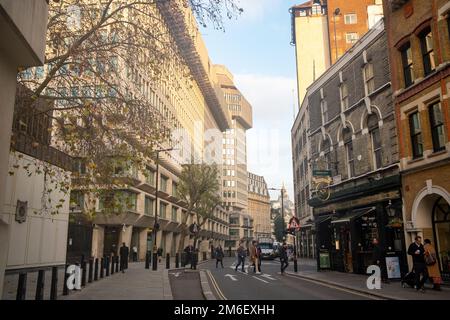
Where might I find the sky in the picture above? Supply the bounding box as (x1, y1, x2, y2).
(200, 0, 301, 200)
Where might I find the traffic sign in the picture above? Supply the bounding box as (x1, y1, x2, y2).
(288, 216, 300, 231)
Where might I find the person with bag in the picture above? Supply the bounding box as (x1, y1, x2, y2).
(407, 236, 428, 292)
(215, 245, 224, 268)
(424, 239, 442, 291)
(235, 241, 246, 272)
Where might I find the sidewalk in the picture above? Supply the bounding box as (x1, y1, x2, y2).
(61, 261, 174, 300)
(288, 259, 450, 300)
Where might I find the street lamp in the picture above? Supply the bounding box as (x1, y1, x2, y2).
(152, 147, 176, 271)
(333, 8, 341, 62)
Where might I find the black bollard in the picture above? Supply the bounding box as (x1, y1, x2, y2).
(175, 253, 179, 268)
(166, 253, 170, 269)
(16, 273, 27, 300)
(94, 258, 99, 281)
(111, 256, 115, 275)
(105, 256, 110, 277)
(100, 258, 104, 278)
(145, 252, 150, 269)
(81, 260, 87, 287)
(50, 266, 58, 300)
(63, 264, 69, 296)
(152, 252, 157, 270)
(88, 259, 93, 283)
(115, 256, 119, 273)
(294, 258, 298, 273)
(35, 270, 45, 300)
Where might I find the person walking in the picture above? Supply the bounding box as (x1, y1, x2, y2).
(407, 236, 428, 292)
(235, 241, 246, 272)
(372, 238, 389, 283)
(255, 241, 262, 274)
(157, 247, 163, 263)
(132, 246, 138, 262)
(424, 239, 442, 291)
(280, 242, 289, 274)
(215, 245, 224, 268)
(119, 242, 129, 273)
(249, 241, 257, 273)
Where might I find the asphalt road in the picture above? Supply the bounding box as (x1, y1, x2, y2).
(200, 257, 375, 300)
(169, 269, 204, 300)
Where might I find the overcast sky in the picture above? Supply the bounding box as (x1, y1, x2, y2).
(202, 0, 300, 200)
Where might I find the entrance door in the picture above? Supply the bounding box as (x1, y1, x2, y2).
(103, 226, 120, 256)
(342, 227, 353, 273)
(433, 196, 450, 283)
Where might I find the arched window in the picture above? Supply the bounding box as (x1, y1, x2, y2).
(343, 127, 354, 178)
(368, 113, 382, 169)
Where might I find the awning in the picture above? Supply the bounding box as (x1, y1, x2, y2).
(314, 214, 333, 225)
(331, 206, 376, 224)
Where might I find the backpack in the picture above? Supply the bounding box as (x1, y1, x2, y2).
(425, 252, 436, 266)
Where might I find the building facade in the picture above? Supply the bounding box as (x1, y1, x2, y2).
(383, 0, 450, 283)
(247, 172, 271, 239)
(305, 20, 408, 276)
(0, 0, 49, 298)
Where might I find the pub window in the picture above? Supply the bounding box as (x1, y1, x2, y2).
(419, 27, 436, 76)
(409, 111, 423, 158)
(368, 114, 382, 169)
(429, 102, 446, 152)
(363, 63, 375, 95)
(400, 42, 415, 88)
(343, 127, 355, 178)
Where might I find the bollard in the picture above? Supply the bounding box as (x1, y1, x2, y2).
(81, 260, 87, 287)
(16, 273, 27, 300)
(145, 252, 150, 269)
(100, 258, 104, 278)
(63, 264, 69, 296)
(50, 266, 58, 300)
(294, 258, 298, 273)
(111, 256, 115, 275)
(166, 253, 170, 269)
(152, 252, 157, 270)
(115, 256, 119, 273)
(105, 256, 110, 277)
(35, 270, 45, 300)
(175, 253, 179, 268)
(88, 259, 93, 283)
(94, 258, 99, 281)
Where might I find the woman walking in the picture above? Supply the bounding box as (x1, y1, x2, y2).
(215, 245, 224, 268)
(424, 239, 442, 291)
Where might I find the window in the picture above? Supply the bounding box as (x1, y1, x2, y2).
(145, 166, 155, 186)
(99, 191, 137, 212)
(346, 32, 359, 44)
(160, 175, 168, 192)
(229, 229, 239, 236)
(344, 14, 357, 24)
(160, 202, 167, 219)
(368, 114, 382, 169)
(145, 196, 154, 216)
(400, 42, 414, 87)
(72, 158, 86, 174)
(343, 127, 355, 178)
(321, 100, 328, 123)
(70, 191, 84, 211)
(322, 138, 331, 170)
(171, 206, 178, 222)
(340, 83, 349, 109)
(172, 182, 178, 197)
(429, 102, 446, 152)
(409, 112, 423, 158)
(364, 63, 375, 95)
(312, 3, 321, 15)
(419, 28, 435, 76)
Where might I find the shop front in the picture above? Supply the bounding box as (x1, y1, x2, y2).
(299, 221, 315, 259)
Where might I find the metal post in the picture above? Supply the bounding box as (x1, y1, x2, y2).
(111, 256, 115, 275)
(88, 259, 93, 283)
(81, 260, 86, 287)
(294, 233, 298, 273)
(115, 256, 119, 273)
(105, 256, 110, 277)
(166, 253, 170, 269)
(145, 252, 150, 269)
(50, 266, 58, 300)
(94, 258, 99, 281)
(281, 189, 285, 235)
(153, 152, 160, 271)
(100, 257, 104, 278)
(16, 273, 27, 300)
(35, 270, 45, 300)
(63, 264, 69, 296)
(175, 253, 179, 268)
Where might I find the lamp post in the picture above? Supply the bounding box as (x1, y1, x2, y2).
(333, 8, 341, 62)
(152, 147, 175, 271)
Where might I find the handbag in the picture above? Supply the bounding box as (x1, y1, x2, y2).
(425, 252, 436, 266)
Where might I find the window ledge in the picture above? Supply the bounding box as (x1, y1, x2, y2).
(407, 157, 425, 165)
(427, 149, 447, 158)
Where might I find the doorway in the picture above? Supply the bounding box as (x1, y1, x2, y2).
(432, 196, 450, 283)
(103, 226, 120, 256)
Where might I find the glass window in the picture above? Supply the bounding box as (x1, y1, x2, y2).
(344, 14, 357, 24)
(160, 202, 167, 219)
(401, 42, 415, 87)
(345, 32, 359, 44)
(364, 63, 375, 95)
(368, 114, 382, 169)
(409, 112, 423, 158)
(321, 100, 328, 123)
(146, 166, 155, 186)
(172, 206, 178, 221)
(429, 102, 446, 152)
(160, 175, 168, 192)
(340, 83, 349, 109)
(145, 196, 154, 216)
(172, 182, 178, 197)
(70, 191, 84, 211)
(343, 128, 355, 178)
(420, 28, 436, 76)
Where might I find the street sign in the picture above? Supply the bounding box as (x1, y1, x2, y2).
(313, 170, 332, 176)
(288, 216, 300, 231)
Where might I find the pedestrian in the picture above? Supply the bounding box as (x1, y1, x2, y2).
(280, 242, 289, 274)
(215, 245, 224, 268)
(132, 245, 138, 262)
(424, 239, 442, 291)
(119, 242, 129, 273)
(228, 246, 232, 257)
(407, 236, 428, 292)
(255, 241, 262, 274)
(235, 241, 246, 272)
(372, 238, 389, 283)
(249, 240, 257, 273)
(183, 245, 191, 268)
(157, 247, 163, 263)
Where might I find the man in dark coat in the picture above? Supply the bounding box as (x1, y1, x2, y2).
(372, 238, 389, 283)
(407, 235, 428, 291)
(280, 242, 289, 274)
(119, 242, 129, 273)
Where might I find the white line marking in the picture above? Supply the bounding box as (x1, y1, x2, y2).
(224, 274, 238, 281)
(252, 276, 269, 283)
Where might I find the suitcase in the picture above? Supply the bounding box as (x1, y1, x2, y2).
(401, 271, 415, 288)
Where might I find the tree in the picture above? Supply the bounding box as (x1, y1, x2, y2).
(176, 162, 221, 253)
(14, 0, 242, 216)
(273, 211, 285, 242)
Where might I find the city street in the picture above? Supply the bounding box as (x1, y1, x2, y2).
(199, 257, 376, 300)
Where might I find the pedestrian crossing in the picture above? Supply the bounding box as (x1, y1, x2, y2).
(227, 262, 278, 284)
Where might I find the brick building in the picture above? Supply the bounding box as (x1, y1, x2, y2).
(305, 20, 408, 276)
(383, 0, 450, 283)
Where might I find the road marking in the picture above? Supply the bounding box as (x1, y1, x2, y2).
(261, 274, 276, 281)
(224, 274, 238, 281)
(252, 276, 269, 283)
(169, 272, 181, 277)
(283, 273, 383, 300)
(206, 270, 227, 300)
